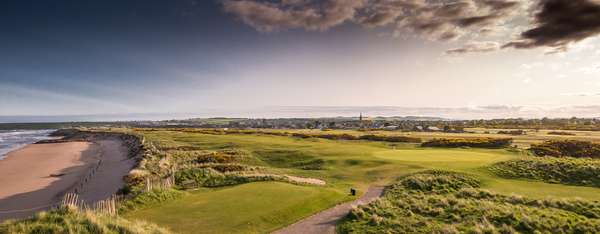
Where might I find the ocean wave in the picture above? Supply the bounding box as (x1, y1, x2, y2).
(0, 129, 55, 159)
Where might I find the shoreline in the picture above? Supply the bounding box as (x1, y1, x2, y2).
(0, 132, 137, 221)
(0, 129, 57, 160)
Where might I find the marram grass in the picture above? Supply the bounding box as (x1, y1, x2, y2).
(0, 208, 171, 234)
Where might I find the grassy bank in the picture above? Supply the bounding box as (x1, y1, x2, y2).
(489, 157, 600, 187)
(0, 208, 170, 234)
(338, 170, 600, 233)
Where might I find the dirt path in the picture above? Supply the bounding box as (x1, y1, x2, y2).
(273, 186, 385, 234)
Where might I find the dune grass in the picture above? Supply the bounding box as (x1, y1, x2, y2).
(0, 208, 170, 234)
(338, 170, 600, 233)
(124, 130, 600, 233)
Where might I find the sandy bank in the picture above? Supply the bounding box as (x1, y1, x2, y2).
(0, 137, 135, 221)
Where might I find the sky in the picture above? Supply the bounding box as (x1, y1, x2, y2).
(1, 0, 600, 119)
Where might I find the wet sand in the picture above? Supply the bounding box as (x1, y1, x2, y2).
(0, 139, 135, 221)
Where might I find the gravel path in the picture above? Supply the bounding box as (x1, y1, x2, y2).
(273, 186, 385, 234)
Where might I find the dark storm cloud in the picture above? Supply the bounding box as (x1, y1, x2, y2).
(504, 0, 600, 51)
(221, 0, 367, 32)
(222, 0, 520, 41)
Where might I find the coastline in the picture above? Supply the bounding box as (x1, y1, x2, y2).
(0, 129, 56, 160)
(0, 131, 138, 221)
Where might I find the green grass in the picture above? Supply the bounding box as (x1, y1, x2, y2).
(125, 129, 600, 233)
(1, 208, 170, 234)
(489, 157, 600, 188)
(338, 170, 600, 233)
(126, 182, 344, 234)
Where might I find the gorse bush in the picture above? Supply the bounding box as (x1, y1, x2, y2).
(0, 208, 171, 234)
(421, 138, 512, 148)
(529, 140, 600, 158)
(497, 130, 526, 135)
(338, 170, 600, 234)
(489, 157, 600, 187)
(358, 134, 422, 143)
(547, 131, 576, 136)
(170, 150, 239, 164)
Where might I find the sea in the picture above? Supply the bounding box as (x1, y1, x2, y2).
(0, 130, 55, 159)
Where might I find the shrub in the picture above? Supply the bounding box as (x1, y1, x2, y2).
(171, 150, 239, 164)
(358, 134, 422, 143)
(421, 138, 512, 148)
(529, 140, 600, 158)
(291, 132, 358, 140)
(547, 131, 576, 136)
(497, 130, 526, 135)
(489, 157, 600, 187)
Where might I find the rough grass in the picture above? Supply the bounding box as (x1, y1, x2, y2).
(338, 171, 600, 234)
(421, 138, 512, 148)
(529, 140, 600, 158)
(0, 208, 170, 234)
(489, 157, 600, 187)
(119, 189, 185, 213)
(253, 149, 325, 170)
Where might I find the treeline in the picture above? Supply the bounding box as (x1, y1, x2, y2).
(530, 140, 600, 158)
(497, 130, 525, 135)
(421, 138, 512, 148)
(547, 131, 576, 136)
(490, 157, 600, 188)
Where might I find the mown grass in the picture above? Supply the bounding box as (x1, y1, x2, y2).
(125, 129, 600, 233)
(126, 182, 343, 234)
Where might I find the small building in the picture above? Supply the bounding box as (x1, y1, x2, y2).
(426, 126, 441, 131)
(383, 125, 399, 131)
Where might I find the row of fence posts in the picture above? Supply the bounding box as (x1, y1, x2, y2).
(71, 156, 103, 195)
(60, 141, 177, 216)
(61, 193, 120, 216)
(145, 169, 176, 192)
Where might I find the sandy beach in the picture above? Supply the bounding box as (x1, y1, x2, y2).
(0, 138, 135, 221)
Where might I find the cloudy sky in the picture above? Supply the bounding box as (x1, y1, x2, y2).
(1, 0, 600, 119)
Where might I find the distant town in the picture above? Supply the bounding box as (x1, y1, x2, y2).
(3, 116, 598, 132)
